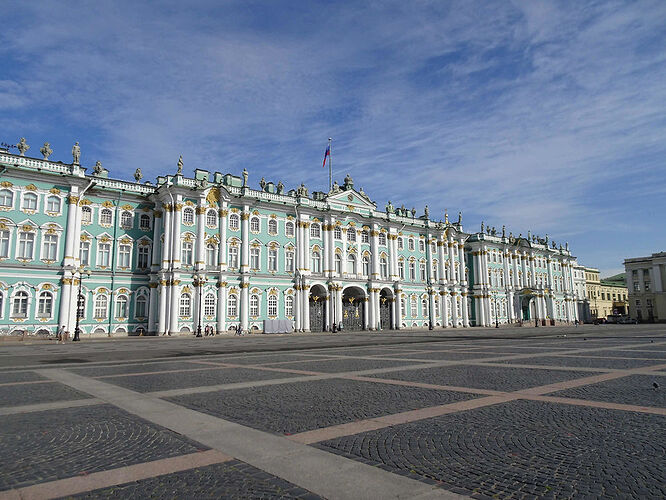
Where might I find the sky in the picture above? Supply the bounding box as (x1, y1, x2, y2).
(1, 0, 664, 277)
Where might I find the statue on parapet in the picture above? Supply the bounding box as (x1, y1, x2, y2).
(458, 211, 462, 224)
(134, 168, 143, 182)
(424, 205, 429, 218)
(444, 209, 449, 224)
(481, 221, 484, 233)
(359, 186, 367, 198)
(343, 173, 354, 190)
(297, 183, 308, 197)
(411, 207, 416, 217)
(259, 177, 266, 190)
(331, 181, 341, 194)
(277, 181, 284, 194)
(72, 142, 80, 164)
(176, 155, 183, 175)
(502, 225, 506, 238)
(93, 161, 103, 175)
(17, 137, 29, 156)
(40, 142, 52, 160)
(386, 200, 394, 213)
(242, 168, 248, 187)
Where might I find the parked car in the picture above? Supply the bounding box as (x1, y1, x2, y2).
(619, 316, 638, 324)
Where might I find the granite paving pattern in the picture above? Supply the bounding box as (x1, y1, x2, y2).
(550, 374, 666, 408)
(0, 381, 92, 407)
(375, 350, 503, 361)
(497, 355, 662, 369)
(318, 399, 666, 499)
(66, 361, 207, 377)
(167, 378, 479, 435)
(0, 405, 206, 491)
(0, 370, 47, 384)
(68, 460, 323, 499)
(264, 357, 422, 373)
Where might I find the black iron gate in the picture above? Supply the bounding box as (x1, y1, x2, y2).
(379, 297, 391, 330)
(309, 298, 325, 332)
(342, 300, 363, 331)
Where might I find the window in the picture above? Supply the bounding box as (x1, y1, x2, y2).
(206, 210, 217, 227)
(100, 208, 112, 225)
(361, 230, 369, 243)
(81, 206, 92, 223)
(182, 241, 193, 266)
(139, 214, 151, 230)
(204, 294, 216, 316)
(362, 256, 370, 276)
(419, 240, 425, 252)
(228, 245, 239, 269)
(206, 244, 217, 267)
(347, 254, 357, 274)
(0, 229, 9, 258)
(268, 219, 277, 235)
(286, 221, 295, 237)
(94, 295, 108, 319)
(0, 189, 13, 208)
(42, 233, 58, 260)
(422, 298, 428, 317)
(116, 295, 128, 318)
(268, 295, 278, 316)
(285, 295, 294, 316)
(645, 281, 651, 291)
(419, 262, 426, 281)
(400, 298, 406, 317)
(398, 237, 404, 250)
(347, 227, 356, 242)
(229, 213, 240, 230)
(12, 291, 29, 317)
(310, 223, 321, 238)
(250, 217, 260, 232)
(37, 292, 53, 318)
(138, 244, 150, 268)
(312, 251, 321, 273)
(98, 243, 110, 267)
(268, 248, 278, 271)
(398, 260, 405, 280)
(77, 295, 86, 319)
(410, 297, 418, 317)
(120, 211, 133, 228)
(408, 238, 415, 251)
(179, 293, 191, 317)
(334, 227, 342, 239)
(250, 247, 260, 270)
(409, 261, 416, 281)
(22, 193, 38, 211)
(18, 231, 35, 259)
(286, 250, 294, 272)
(334, 253, 342, 274)
(46, 196, 61, 213)
(227, 294, 238, 317)
(250, 294, 259, 316)
(380, 257, 388, 279)
(432, 263, 438, 281)
(135, 295, 147, 318)
(118, 244, 131, 267)
(378, 233, 386, 246)
(183, 208, 194, 225)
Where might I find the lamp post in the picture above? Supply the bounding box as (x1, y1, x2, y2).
(492, 291, 499, 328)
(73, 267, 91, 341)
(195, 274, 206, 337)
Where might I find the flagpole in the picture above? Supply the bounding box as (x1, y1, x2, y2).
(328, 137, 332, 191)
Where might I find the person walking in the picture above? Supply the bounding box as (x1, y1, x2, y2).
(57, 325, 65, 343)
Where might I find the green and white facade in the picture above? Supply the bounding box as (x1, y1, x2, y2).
(0, 145, 583, 337)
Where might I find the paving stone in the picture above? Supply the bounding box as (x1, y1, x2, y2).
(264, 357, 422, 373)
(497, 355, 662, 369)
(318, 399, 666, 499)
(167, 378, 479, 435)
(607, 350, 666, 359)
(366, 364, 597, 391)
(297, 347, 420, 357)
(551, 374, 666, 408)
(208, 353, 330, 365)
(0, 371, 47, 384)
(375, 351, 504, 361)
(67, 460, 323, 499)
(0, 404, 206, 491)
(0, 381, 92, 407)
(66, 361, 207, 377)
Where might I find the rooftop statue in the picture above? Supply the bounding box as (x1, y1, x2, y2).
(331, 181, 341, 194)
(386, 200, 394, 213)
(480, 221, 484, 233)
(343, 173, 353, 190)
(277, 181, 284, 194)
(93, 161, 103, 175)
(444, 209, 449, 224)
(297, 183, 308, 197)
(359, 186, 367, 198)
(176, 155, 183, 175)
(17, 137, 29, 156)
(502, 225, 506, 237)
(72, 142, 80, 164)
(242, 168, 248, 187)
(411, 207, 416, 217)
(134, 168, 143, 182)
(458, 211, 462, 224)
(259, 177, 266, 190)
(40, 142, 52, 160)
(491, 226, 497, 236)
(424, 205, 429, 218)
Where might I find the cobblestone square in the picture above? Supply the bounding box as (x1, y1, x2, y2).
(263, 357, 423, 373)
(0, 381, 93, 406)
(551, 374, 666, 407)
(498, 355, 662, 369)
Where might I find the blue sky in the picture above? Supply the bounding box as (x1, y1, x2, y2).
(1, 0, 664, 277)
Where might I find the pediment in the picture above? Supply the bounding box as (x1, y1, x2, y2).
(326, 189, 375, 212)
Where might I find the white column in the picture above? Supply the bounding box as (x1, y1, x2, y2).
(294, 286, 302, 331)
(148, 283, 157, 333)
(389, 232, 399, 280)
(169, 279, 180, 334)
(151, 210, 163, 271)
(394, 288, 402, 328)
(219, 204, 228, 269)
(241, 206, 250, 272)
(240, 281, 249, 332)
(371, 224, 380, 279)
(63, 190, 80, 267)
(303, 282, 310, 332)
(363, 296, 369, 329)
(171, 197, 183, 269)
(440, 290, 449, 328)
(195, 203, 206, 270)
(162, 205, 172, 269)
(458, 241, 466, 284)
(451, 292, 459, 327)
(477, 292, 486, 326)
(462, 291, 469, 327)
(157, 279, 167, 334)
(429, 291, 436, 327)
(438, 240, 446, 284)
(217, 282, 226, 333)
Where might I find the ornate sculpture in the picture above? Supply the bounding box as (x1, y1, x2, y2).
(502, 225, 506, 238)
(242, 168, 248, 187)
(176, 155, 183, 175)
(359, 186, 367, 198)
(424, 205, 429, 218)
(386, 200, 394, 213)
(330, 181, 341, 194)
(444, 209, 449, 224)
(458, 211, 462, 224)
(40, 142, 53, 160)
(481, 221, 484, 233)
(411, 207, 416, 217)
(276, 181, 284, 194)
(343, 173, 353, 190)
(134, 168, 143, 182)
(259, 177, 266, 190)
(491, 226, 497, 236)
(72, 142, 80, 164)
(17, 137, 29, 156)
(296, 183, 309, 197)
(93, 161, 103, 175)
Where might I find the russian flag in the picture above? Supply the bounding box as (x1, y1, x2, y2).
(322, 144, 330, 168)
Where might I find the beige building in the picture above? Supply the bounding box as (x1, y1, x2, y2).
(583, 267, 629, 320)
(625, 252, 666, 323)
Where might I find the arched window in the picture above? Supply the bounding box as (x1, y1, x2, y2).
(311, 250, 321, 273)
(116, 295, 128, 318)
(397, 237, 404, 250)
(139, 214, 151, 230)
(100, 208, 113, 225)
(204, 293, 216, 316)
(334, 253, 342, 274)
(227, 294, 238, 317)
(285, 295, 294, 316)
(334, 227, 342, 239)
(310, 223, 321, 238)
(183, 208, 194, 225)
(410, 296, 418, 317)
(361, 230, 369, 243)
(268, 248, 278, 272)
(77, 295, 86, 319)
(137, 244, 150, 268)
(81, 206, 92, 223)
(250, 247, 260, 270)
(398, 260, 405, 280)
(419, 240, 425, 252)
(94, 295, 108, 319)
(12, 291, 29, 318)
(229, 213, 240, 230)
(408, 238, 415, 251)
(120, 211, 133, 228)
(380, 257, 388, 279)
(179, 293, 191, 317)
(285, 221, 294, 237)
(0, 228, 8, 258)
(0, 189, 13, 208)
(118, 244, 131, 267)
(135, 295, 147, 318)
(46, 196, 61, 213)
(347, 227, 356, 242)
(378, 233, 386, 246)
(432, 261, 438, 281)
(422, 297, 428, 318)
(400, 297, 406, 317)
(250, 294, 259, 316)
(362, 256, 370, 276)
(409, 261, 416, 280)
(206, 210, 217, 227)
(347, 254, 356, 274)
(22, 193, 38, 211)
(285, 249, 294, 272)
(206, 244, 217, 267)
(182, 241, 193, 266)
(268, 219, 278, 235)
(250, 217, 260, 232)
(268, 294, 278, 317)
(228, 245, 239, 269)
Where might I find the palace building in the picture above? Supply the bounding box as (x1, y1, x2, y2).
(0, 140, 583, 337)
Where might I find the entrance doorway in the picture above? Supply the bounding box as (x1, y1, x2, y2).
(379, 288, 393, 330)
(342, 286, 365, 331)
(309, 284, 327, 332)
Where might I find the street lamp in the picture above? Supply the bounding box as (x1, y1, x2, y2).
(73, 267, 91, 341)
(195, 274, 207, 337)
(492, 290, 499, 328)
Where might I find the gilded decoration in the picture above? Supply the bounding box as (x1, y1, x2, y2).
(241, 213, 250, 220)
(195, 206, 206, 215)
(206, 187, 220, 205)
(68, 195, 79, 205)
(175, 203, 183, 212)
(102, 200, 113, 208)
(0, 181, 13, 188)
(0, 223, 7, 230)
(79, 198, 92, 206)
(218, 209, 228, 217)
(121, 204, 133, 211)
(185, 200, 194, 207)
(153, 210, 162, 218)
(25, 184, 37, 191)
(22, 224, 34, 232)
(240, 283, 249, 289)
(61, 278, 72, 285)
(182, 285, 192, 293)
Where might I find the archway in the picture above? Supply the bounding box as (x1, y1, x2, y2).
(342, 286, 365, 331)
(519, 293, 534, 321)
(379, 288, 393, 330)
(309, 284, 327, 332)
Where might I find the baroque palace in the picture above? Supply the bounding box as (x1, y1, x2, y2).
(0, 139, 585, 337)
